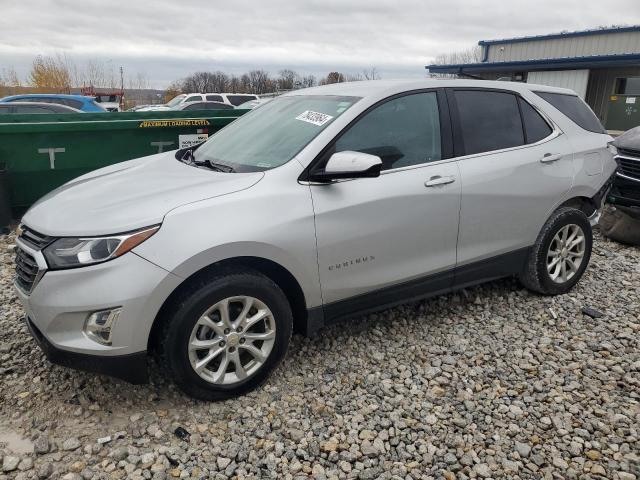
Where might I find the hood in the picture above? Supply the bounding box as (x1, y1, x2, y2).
(613, 126, 640, 151)
(23, 151, 264, 236)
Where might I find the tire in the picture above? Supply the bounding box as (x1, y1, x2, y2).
(159, 268, 293, 401)
(519, 207, 593, 295)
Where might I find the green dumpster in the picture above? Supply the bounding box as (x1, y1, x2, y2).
(0, 109, 247, 212)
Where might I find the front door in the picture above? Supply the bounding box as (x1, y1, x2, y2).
(308, 91, 462, 312)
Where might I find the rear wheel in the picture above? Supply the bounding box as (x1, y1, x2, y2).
(520, 207, 593, 295)
(160, 269, 292, 401)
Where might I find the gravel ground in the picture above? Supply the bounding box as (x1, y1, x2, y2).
(0, 229, 638, 480)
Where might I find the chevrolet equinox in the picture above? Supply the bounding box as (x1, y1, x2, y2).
(15, 80, 616, 400)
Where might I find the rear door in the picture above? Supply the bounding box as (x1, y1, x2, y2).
(449, 88, 573, 277)
(309, 90, 461, 310)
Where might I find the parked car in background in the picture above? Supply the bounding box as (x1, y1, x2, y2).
(205, 93, 259, 106)
(0, 102, 83, 114)
(15, 79, 615, 401)
(609, 126, 640, 208)
(0, 94, 106, 112)
(133, 104, 171, 112)
(93, 94, 121, 112)
(163, 93, 260, 109)
(171, 101, 234, 111)
(235, 98, 272, 110)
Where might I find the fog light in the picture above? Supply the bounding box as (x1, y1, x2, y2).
(84, 308, 121, 345)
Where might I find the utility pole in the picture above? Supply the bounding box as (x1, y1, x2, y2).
(120, 66, 124, 110)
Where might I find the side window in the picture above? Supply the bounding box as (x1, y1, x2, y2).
(206, 95, 223, 102)
(518, 98, 553, 144)
(60, 99, 83, 109)
(184, 103, 206, 110)
(454, 90, 524, 155)
(228, 95, 258, 106)
(333, 92, 442, 171)
(14, 105, 52, 113)
(534, 91, 605, 134)
(185, 95, 202, 103)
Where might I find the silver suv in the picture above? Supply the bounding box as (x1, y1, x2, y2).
(15, 80, 616, 400)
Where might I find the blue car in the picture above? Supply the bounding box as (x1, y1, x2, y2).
(0, 94, 106, 112)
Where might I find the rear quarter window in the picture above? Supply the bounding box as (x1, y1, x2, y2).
(535, 92, 605, 134)
(518, 98, 553, 144)
(227, 95, 258, 106)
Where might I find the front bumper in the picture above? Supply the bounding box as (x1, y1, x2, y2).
(14, 250, 183, 383)
(26, 316, 148, 384)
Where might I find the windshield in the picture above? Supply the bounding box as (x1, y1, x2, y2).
(166, 94, 186, 107)
(193, 95, 358, 172)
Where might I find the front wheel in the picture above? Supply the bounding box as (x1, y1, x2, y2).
(160, 269, 293, 401)
(520, 207, 593, 295)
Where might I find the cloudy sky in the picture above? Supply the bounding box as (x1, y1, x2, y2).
(2, 0, 640, 88)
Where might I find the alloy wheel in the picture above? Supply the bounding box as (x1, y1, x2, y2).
(187, 296, 276, 384)
(546, 224, 586, 284)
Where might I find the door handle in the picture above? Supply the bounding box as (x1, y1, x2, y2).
(540, 153, 562, 163)
(424, 175, 456, 187)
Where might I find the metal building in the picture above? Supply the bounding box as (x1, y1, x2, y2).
(427, 26, 640, 131)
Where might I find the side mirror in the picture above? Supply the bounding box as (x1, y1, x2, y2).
(309, 151, 382, 182)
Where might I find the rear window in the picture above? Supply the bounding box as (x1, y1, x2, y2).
(535, 92, 605, 134)
(206, 95, 223, 102)
(227, 95, 258, 106)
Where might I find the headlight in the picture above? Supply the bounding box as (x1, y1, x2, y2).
(43, 226, 159, 269)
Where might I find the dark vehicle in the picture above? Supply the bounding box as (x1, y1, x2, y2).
(610, 126, 640, 208)
(172, 101, 234, 111)
(0, 102, 83, 114)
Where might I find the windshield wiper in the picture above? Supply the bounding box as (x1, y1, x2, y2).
(201, 159, 236, 173)
(180, 149, 235, 172)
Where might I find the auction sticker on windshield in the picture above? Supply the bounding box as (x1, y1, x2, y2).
(295, 110, 333, 126)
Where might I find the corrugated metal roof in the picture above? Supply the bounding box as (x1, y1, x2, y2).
(478, 25, 640, 46)
(426, 53, 640, 74)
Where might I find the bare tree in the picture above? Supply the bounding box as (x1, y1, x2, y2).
(277, 69, 299, 90)
(181, 71, 216, 93)
(247, 69, 272, 94)
(240, 73, 251, 93)
(300, 75, 317, 88)
(228, 75, 241, 93)
(430, 45, 483, 77)
(210, 71, 229, 93)
(1, 67, 22, 88)
(362, 67, 380, 80)
(320, 72, 346, 85)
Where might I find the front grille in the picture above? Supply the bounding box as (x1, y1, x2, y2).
(15, 226, 55, 294)
(618, 157, 640, 181)
(617, 147, 640, 158)
(615, 147, 640, 183)
(19, 226, 54, 250)
(15, 248, 39, 293)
